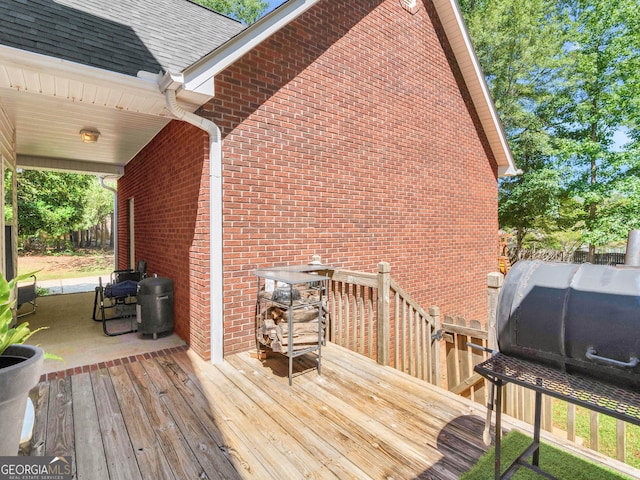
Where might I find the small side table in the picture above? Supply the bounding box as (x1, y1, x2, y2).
(255, 267, 329, 385)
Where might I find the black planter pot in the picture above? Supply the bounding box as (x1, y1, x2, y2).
(0, 344, 44, 455)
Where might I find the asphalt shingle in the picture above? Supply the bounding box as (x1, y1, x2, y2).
(0, 0, 246, 76)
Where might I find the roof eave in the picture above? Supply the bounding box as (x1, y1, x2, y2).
(431, 0, 518, 178)
(180, 0, 518, 178)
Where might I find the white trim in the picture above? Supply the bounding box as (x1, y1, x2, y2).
(17, 155, 124, 176)
(430, 0, 517, 176)
(182, 0, 322, 95)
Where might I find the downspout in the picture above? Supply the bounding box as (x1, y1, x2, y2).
(163, 87, 225, 364)
(98, 177, 118, 268)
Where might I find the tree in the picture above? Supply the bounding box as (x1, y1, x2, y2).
(17, 171, 92, 248)
(461, 0, 640, 253)
(549, 0, 640, 259)
(459, 0, 566, 247)
(194, 0, 268, 25)
(79, 178, 115, 249)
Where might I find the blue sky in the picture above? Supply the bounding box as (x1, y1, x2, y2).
(264, 0, 287, 15)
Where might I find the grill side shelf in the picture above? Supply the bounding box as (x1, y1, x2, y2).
(475, 353, 640, 426)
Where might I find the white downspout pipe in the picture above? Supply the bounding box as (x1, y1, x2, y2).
(98, 176, 118, 268)
(163, 88, 224, 363)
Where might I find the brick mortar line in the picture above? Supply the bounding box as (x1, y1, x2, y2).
(40, 344, 189, 382)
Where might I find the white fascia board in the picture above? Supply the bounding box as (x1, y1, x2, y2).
(182, 0, 321, 95)
(0, 44, 162, 100)
(17, 154, 124, 176)
(431, 0, 518, 177)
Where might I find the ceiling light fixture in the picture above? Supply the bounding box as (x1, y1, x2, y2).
(80, 128, 100, 143)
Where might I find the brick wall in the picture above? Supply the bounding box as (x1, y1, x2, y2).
(118, 121, 212, 358)
(199, 0, 499, 355)
(120, 0, 499, 360)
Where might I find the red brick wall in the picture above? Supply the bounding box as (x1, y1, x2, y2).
(198, 0, 498, 355)
(120, 0, 499, 359)
(117, 121, 212, 358)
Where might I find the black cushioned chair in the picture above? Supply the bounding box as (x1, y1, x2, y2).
(17, 274, 37, 318)
(93, 260, 146, 336)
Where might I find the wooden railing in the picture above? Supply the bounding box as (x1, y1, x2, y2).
(441, 319, 488, 405)
(325, 262, 440, 386)
(323, 264, 638, 466)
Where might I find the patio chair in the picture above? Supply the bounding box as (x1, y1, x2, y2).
(111, 260, 147, 284)
(92, 260, 146, 336)
(17, 274, 37, 318)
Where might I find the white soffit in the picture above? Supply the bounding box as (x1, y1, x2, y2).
(0, 45, 198, 172)
(0, 45, 167, 115)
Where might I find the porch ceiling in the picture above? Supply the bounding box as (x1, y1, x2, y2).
(1, 87, 170, 176)
(0, 46, 207, 176)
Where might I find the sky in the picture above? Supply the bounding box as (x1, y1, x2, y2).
(264, 0, 287, 15)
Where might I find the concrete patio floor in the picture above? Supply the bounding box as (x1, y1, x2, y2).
(17, 280, 186, 375)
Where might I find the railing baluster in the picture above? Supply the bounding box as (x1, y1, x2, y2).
(401, 300, 407, 373)
(420, 314, 425, 380)
(358, 285, 365, 355)
(368, 287, 374, 358)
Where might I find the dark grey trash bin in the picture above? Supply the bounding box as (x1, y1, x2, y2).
(136, 276, 174, 339)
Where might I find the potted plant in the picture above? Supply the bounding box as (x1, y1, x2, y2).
(0, 271, 46, 455)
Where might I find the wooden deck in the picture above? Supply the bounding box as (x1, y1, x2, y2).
(20, 342, 637, 479)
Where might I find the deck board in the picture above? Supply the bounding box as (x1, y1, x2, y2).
(91, 368, 142, 480)
(71, 373, 109, 480)
(22, 343, 640, 479)
(108, 364, 175, 480)
(45, 376, 75, 477)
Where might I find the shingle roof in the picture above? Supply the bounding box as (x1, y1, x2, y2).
(0, 0, 245, 77)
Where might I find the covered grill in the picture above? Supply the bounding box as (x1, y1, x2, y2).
(497, 260, 640, 389)
(473, 231, 640, 479)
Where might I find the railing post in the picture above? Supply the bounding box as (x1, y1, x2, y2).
(377, 262, 391, 365)
(429, 305, 441, 387)
(487, 272, 504, 351)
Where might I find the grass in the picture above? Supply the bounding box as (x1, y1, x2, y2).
(461, 430, 633, 480)
(24, 268, 111, 282)
(17, 251, 113, 281)
(552, 400, 640, 469)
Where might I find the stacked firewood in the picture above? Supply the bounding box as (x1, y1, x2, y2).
(257, 287, 326, 354)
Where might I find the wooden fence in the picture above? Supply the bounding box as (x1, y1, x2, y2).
(325, 262, 440, 386)
(508, 247, 627, 266)
(322, 263, 637, 467)
(572, 251, 626, 265)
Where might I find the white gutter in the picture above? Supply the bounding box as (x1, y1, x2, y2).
(161, 83, 224, 364)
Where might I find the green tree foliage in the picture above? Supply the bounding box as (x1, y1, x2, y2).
(17, 170, 93, 243)
(461, 0, 640, 252)
(194, 0, 268, 25)
(549, 0, 640, 256)
(81, 179, 114, 232)
(460, 0, 565, 247)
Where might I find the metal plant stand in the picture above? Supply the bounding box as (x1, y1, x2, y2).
(255, 266, 329, 385)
